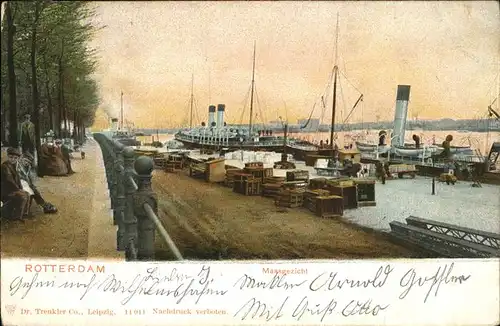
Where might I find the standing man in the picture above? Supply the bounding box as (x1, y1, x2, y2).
(20, 114, 36, 156)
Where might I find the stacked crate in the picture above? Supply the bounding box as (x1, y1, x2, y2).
(286, 170, 310, 182)
(224, 168, 242, 188)
(245, 162, 263, 169)
(154, 153, 168, 169)
(244, 166, 264, 182)
(164, 155, 183, 172)
(309, 178, 328, 190)
(262, 177, 285, 198)
(303, 189, 330, 208)
(308, 195, 344, 218)
(263, 168, 273, 180)
(282, 181, 308, 198)
(353, 178, 376, 207)
(275, 189, 305, 208)
(327, 184, 358, 209)
(233, 173, 261, 196)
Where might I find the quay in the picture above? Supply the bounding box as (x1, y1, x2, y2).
(2, 134, 498, 260)
(1, 141, 122, 260)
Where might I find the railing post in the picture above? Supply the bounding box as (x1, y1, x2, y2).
(133, 156, 157, 260)
(101, 140, 114, 194)
(114, 145, 126, 251)
(108, 140, 119, 226)
(123, 147, 138, 261)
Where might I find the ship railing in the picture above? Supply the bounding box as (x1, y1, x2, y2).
(93, 132, 184, 261)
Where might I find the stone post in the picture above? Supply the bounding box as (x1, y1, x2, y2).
(133, 156, 157, 260)
(114, 145, 126, 251)
(123, 147, 138, 260)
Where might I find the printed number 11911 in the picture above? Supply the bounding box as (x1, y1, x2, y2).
(124, 309, 146, 315)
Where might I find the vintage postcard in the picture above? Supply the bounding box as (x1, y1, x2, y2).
(1, 1, 499, 325)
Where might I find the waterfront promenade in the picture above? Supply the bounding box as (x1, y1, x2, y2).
(0, 141, 123, 260)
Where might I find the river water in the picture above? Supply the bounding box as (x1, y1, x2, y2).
(139, 130, 500, 154)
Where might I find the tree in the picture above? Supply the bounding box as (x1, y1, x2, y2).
(1, 1, 102, 147)
(5, 2, 18, 146)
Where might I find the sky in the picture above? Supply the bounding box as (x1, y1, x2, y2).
(89, 1, 499, 129)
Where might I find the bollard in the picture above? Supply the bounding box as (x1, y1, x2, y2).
(133, 156, 157, 261)
(114, 146, 126, 251)
(123, 147, 138, 261)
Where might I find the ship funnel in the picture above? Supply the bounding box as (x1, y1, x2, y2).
(392, 85, 411, 147)
(111, 118, 119, 131)
(217, 104, 225, 128)
(208, 105, 216, 127)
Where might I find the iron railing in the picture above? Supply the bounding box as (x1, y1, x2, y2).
(93, 133, 183, 261)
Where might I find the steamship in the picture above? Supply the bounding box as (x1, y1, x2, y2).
(174, 104, 289, 152)
(103, 118, 141, 146)
(174, 43, 306, 153)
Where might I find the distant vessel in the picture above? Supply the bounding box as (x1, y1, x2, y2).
(174, 43, 304, 152)
(287, 13, 364, 160)
(103, 117, 140, 146)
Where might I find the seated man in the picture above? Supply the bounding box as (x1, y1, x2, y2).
(1, 148, 30, 220)
(19, 152, 58, 214)
(39, 140, 69, 176)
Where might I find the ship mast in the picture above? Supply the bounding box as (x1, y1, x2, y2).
(120, 90, 124, 130)
(329, 13, 339, 149)
(249, 41, 256, 139)
(189, 73, 194, 128)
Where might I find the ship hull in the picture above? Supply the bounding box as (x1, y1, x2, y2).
(175, 136, 285, 152)
(286, 144, 320, 161)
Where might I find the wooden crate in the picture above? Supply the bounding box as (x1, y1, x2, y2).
(311, 195, 344, 218)
(189, 162, 206, 179)
(353, 178, 376, 203)
(326, 178, 354, 187)
(165, 162, 182, 172)
(262, 183, 283, 198)
(264, 176, 285, 184)
(154, 157, 168, 169)
(303, 189, 330, 206)
(206, 158, 226, 183)
(283, 181, 308, 192)
(224, 168, 242, 187)
(244, 167, 264, 181)
(286, 170, 310, 182)
(233, 179, 262, 196)
(328, 185, 358, 209)
(245, 162, 264, 169)
(309, 177, 328, 190)
(233, 173, 255, 182)
(275, 190, 304, 208)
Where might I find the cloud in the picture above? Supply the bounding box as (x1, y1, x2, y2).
(90, 1, 499, 128)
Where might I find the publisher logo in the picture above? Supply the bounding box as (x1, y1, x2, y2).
(5, 305, 16, 316)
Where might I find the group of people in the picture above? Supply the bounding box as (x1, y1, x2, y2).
(0, 113, 82, 220)
(1, 147, 57, 221)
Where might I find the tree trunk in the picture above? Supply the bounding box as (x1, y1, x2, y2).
(31, 2, 42, 160)
(72, 110, 78, 141)
(6, 2, 18, 147)
(43, 55, 54, 132)
(62, 75, 68, 137)
(57, 40, 64, 138)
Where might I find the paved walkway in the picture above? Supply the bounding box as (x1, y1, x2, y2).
(1, 141, 123, 260)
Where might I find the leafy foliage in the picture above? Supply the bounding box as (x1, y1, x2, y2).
(1, 1, 102, 145)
